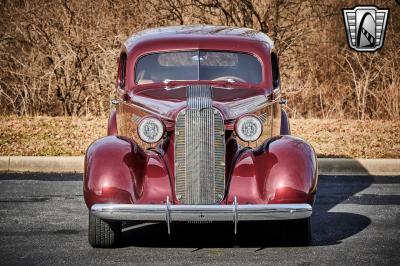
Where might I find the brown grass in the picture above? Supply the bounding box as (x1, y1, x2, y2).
(0, 116, 398, 158)
(0, 116, 106, 156)
(291, 119, 400, 158)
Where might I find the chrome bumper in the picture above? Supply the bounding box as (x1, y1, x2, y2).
(91, 197, 312, 234)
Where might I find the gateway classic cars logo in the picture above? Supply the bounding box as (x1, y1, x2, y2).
(342, 6, 389, 52)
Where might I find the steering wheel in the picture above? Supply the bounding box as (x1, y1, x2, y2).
(212, 76, 246, 83)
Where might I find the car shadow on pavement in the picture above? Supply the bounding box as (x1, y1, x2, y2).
(117, 174, 397, 249)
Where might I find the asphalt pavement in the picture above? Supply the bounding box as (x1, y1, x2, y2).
(0, 173, 399, 265)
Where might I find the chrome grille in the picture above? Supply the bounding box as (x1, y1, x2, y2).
(175, 85, 225, 204)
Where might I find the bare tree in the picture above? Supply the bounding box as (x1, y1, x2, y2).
(0, 0, 398, 119)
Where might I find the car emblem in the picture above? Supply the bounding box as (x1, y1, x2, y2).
(342, 6, 389, 52)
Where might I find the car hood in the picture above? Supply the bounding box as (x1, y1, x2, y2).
(126, 85, 270, 121)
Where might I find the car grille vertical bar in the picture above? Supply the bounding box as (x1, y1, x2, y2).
(175, 85, 225, 204)
(175, 111, 186, 198)
(214, 110, 225, 199)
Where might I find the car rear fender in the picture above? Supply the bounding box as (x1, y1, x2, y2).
(107, 109, 118, 136)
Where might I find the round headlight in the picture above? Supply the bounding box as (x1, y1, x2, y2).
(138, 117, 165, 143)
(235, 115, 262, 142)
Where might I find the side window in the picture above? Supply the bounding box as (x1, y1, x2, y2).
(117, 53, 127, 89)
(271, 52, 280, 90)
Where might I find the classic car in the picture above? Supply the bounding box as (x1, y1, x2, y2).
(84, 25, 318, 248)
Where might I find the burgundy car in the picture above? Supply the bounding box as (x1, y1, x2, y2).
(84, 25, 318, 247)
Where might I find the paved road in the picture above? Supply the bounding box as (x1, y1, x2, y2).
(0, 173, 399, 265)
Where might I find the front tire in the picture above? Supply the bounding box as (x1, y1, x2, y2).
(88, 212, 122, 248)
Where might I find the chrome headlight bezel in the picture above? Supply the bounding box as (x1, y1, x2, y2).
(137, 116, 165, 143)
(234, 115, 263, 142)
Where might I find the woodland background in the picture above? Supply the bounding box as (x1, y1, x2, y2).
(0, 0, 399, 120)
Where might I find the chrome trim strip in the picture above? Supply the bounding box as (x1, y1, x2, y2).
(91, 203, 312, 222)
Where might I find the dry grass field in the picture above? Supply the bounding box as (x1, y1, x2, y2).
(0, 116, 398, 158)
(291, 119, 399, 158)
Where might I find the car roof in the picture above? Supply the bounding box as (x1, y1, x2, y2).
(124, 25, 274, 53)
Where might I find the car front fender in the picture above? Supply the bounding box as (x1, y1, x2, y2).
(84, 136, 173, 208)
(226, 135, 318, 205)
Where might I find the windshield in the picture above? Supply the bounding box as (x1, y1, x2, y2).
(135, 50, 262, 85)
